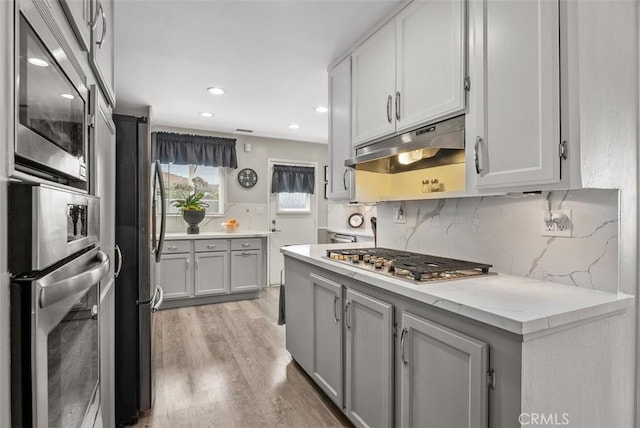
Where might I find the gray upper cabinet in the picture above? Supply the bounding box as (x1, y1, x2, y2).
(328, 57, 354, 201)
(345, 288, 394, 428)
(311, 273, 343, 407)
(90, 0, 116, 107)
(59, 0, 92, 51)
(90, 84, 115, 280)
(468, 0, 561, 190)
(194, 252, 228, 296)
(400, 312, 489, 428)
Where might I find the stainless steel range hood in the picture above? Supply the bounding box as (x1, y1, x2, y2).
(345, 115, 465, 174)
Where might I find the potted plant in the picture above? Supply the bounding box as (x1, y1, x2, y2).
(171, 192, 209, 234)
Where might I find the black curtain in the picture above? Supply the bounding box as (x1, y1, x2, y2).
(271, 164, 315, 194)
(152, 132, 238, 168)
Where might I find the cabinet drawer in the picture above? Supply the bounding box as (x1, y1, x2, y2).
(194, 239, 229, 253)
(231, 238, 262, 251)
(162, 240, 190, 254)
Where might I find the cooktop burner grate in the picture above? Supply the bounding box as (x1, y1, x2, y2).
(325, 247, 493, 282)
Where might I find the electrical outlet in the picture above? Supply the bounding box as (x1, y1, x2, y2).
(394, 206, 405, 224)
(541, 209, 572, 237)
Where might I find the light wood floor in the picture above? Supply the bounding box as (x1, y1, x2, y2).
(134, 287, 353, 428)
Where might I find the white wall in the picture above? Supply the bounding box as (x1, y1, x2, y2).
(153, 125, 329, 233)
(0, 0, 11, 425)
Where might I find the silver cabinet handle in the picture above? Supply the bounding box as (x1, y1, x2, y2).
(400, 328, 408, 366)
(333, 295, 339, 323)
(395, 91, 401, 121)
(114, 244, 123, 278)
(185, 258, 190, 269)
(342, 169, 348, 191)
(206, 244, 216, 249)
(241, 251, 251, 256)
(91, 304, 98, 320)
(345, 300, 351, 329)
(386, 95, 393, 123)
(474, 136, 483, 174)
(167, 246, 178, 251)
(39, 251, 110, 308)
(195, 258, 199, 269)
(242, 242, 250, 247)
(93, 1, 107, 48)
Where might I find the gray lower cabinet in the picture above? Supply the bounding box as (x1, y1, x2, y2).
(345, 288, 394, 428)
(99, 279, 115, 428)
(400, 312, 488, 428)
(230, 249, 262, 292)
(310, 273, 343, 407)
(159, 252, 191, 299)
(194, 251, 228, 296)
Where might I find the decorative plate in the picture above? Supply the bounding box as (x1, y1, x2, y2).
(237, 168, 258, 188)
(348, 213, 365, 228)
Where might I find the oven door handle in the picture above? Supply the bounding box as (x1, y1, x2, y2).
(39, 251, 110, 308)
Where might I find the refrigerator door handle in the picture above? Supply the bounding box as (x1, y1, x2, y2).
(151, 285, 164, 313)
(153, 160, 167, 263)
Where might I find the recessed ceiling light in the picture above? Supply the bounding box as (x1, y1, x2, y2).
(28, 57, 49, 67)
(200, 112, 214, 118)
(314, 106, 328, 113)
(288, 123, 300, 130)
(60, 93, 75, 100)
(207, 87, 226, 95)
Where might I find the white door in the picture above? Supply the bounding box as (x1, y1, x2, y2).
(268, 159, 318, 285)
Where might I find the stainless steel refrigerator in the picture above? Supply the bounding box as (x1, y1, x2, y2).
(113, 114, 166, 426)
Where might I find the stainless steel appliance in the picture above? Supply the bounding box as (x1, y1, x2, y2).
(330, 233, 358, 244)
(9, 183, 108, 428)
(325, 248, 493, 283)
(345, 115, 465, 174)
(15, 0, 90, 190)
(114, 115, 166, 425)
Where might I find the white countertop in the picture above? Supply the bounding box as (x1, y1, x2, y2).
(166, 231, 271, 240)
(281, 243, 634, 337)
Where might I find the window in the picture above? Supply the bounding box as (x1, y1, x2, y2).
(277, 192, 311, 213)
(160, 163, 225, 215)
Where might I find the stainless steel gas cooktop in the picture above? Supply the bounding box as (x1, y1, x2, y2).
(325, 247, 494, 283)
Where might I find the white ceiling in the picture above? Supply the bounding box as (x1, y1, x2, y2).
(114, 0, 403, 144)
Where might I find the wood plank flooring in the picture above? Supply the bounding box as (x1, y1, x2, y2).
(134, 287, 353, 428)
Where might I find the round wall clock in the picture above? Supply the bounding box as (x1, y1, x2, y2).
(237, 168, 258, 188)
(348, 213, 365, 228)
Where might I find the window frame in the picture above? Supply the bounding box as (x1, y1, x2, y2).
(160, 162, 227, 217)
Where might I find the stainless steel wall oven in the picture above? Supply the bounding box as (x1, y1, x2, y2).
(9, 183, 108, 428)
(15, 0, 90, 190)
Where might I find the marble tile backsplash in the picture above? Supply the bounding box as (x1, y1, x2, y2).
(377, 189, 619, 293)
(163, 202, 269, 233)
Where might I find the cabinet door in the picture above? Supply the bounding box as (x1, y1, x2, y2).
(230, 250, 262, 292)
(471, 0, 560, 189)
(90, 0, 116, 107)
(311, 273, 343, 407)
(158, 253, 191, 300)
(328, 57, 354, 201)
(400, 312, 488, 428)
(345, 288, 393, 428)
(395, 0, 465, 133)
(59, 0, 92, 51)
(351, 20, 396, 146)
(194, 252, 228, 296)
(99, 279, 115, 428)
(90, 85, 116, 280)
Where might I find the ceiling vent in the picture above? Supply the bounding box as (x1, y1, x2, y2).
(236, 128, 254, 133)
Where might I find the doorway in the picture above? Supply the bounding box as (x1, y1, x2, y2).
(267, 159, 318, 285)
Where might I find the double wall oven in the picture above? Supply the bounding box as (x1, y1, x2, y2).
(9, 1, 107, 427)
(9, 184, 107, 427)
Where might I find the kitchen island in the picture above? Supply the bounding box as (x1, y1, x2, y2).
(282, 243, 633, 428)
